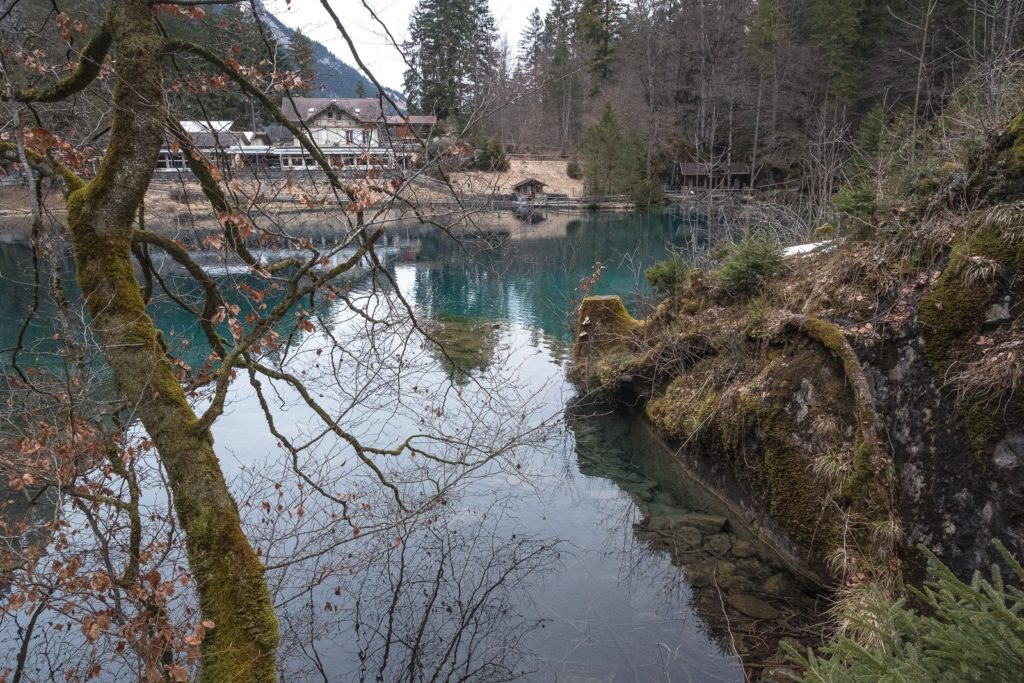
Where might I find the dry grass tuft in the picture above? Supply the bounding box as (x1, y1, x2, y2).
(946, 341, 1023, 407)
(812, 446, 850, 487)
(971, 200, 1024, 243)
(958, 254, 1002, 287)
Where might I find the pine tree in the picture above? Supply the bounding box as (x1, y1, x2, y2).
(403, 0, 499, 121)
(749, 0, 785, 178)
(517, 8, 545, 76)
(575, 0, 620, 80)
(789, 542, 1024, 682)
(581, 103, 643, 195)
(467, 0, 499, 110)
(541, 0, 581, 153)
(355, 81, 367, 98)
(751, 0, 784, 54)
(805, 0, 867, 103)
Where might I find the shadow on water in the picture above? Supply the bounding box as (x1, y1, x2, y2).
(567, 405, 828, 679)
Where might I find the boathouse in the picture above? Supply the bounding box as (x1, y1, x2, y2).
(512, 178, 547, 202)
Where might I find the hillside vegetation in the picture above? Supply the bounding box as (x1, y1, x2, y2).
(571, 93, 1024, 677)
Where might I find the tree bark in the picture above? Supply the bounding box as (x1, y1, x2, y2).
(64, 1, 279, 680)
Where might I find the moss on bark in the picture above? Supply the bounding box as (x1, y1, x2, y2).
(63, 2, 279, 680)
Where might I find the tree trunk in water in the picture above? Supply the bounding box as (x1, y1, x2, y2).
(64, 1, 279, 680)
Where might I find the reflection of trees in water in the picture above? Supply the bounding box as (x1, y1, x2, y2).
(567, 405, 826, 678)
(276, 503, 558, 682)
(408, 211, 695, 343)
(422, 315, 502, 385)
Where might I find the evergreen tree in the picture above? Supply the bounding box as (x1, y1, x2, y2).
(355, 81, 367, 98)
(541, 0, 581, 153)
(790, 542, 1024, 682)
(403, 0, 499, 121)
(805, 0, 867, 103)
(751, 0, 784, 54)
(581, 103, 643, 196)
(467, 0, 500, 109)
(749, 0, 785, 176)
(516, 8, 545, 76)
(575, 0, 620, 80)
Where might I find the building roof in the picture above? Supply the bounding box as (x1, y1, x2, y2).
(280, 97, 384, 123)
(512, 178, 547, 191)
(263, 125, 293, 145)
(384, 114, 438, 126)
(181, 120, 234, 134)
(187, 131, 246, 148)
(237, 131, 271, 146)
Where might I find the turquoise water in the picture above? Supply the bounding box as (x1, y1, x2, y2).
(0, 209, 814, 681)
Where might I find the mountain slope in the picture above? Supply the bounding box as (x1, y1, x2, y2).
(257, 5, 405, 105)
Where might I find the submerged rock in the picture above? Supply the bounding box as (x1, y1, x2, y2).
(704, 532, 732, 556)
(654, 512, 728, 535)
(760, 573, 793, 597)
(726, 593, 782, 620)
(732, 539, 756, 558)
(669, 525, 703, 548)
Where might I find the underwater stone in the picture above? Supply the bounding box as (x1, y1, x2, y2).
(658, 513, 728, 535)
(717, 573, 755, 593)
(726, 593, 782, 620)
(760, 573, 793, 597)
(731, 539, 755, 558)
(735, 557, 773, 581)
(685, 560, 716, 587)
(669, 525, 703, 548)
(704, 533, 732, 556)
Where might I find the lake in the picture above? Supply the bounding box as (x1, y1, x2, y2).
(0, 208, 819, 681)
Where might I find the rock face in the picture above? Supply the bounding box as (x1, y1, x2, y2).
(870, 336, 1024, 577)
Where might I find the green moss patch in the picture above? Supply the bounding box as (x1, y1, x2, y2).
(919, 223, 1024, 454)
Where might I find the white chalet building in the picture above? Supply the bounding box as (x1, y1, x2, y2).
(277, 97, 389, 170)
(155, 97, 436, 174)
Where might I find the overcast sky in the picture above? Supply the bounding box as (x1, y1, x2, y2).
(264, 0, 549, 93)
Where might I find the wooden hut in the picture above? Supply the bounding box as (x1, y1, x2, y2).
(512, 178, 547, 203)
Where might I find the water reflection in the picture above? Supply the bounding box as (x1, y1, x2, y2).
(568, 406, 826, 678)
(274, 501, 558, 682)
(423, 315, 503, 384)
(0, 208, 775, 681)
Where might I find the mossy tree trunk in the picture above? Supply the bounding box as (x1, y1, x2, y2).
(63, 1, 278, 680)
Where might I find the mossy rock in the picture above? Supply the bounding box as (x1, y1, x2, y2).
(574, 296, 642, 356)
(970, 111, 1024, 202)
(919, 224, 1024, 453)
(646, 372, 720, 442)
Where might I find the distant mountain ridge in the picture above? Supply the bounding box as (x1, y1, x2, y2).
(255, 3, 406, 107)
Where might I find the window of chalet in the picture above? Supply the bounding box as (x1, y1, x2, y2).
(346, 130, 354, 144)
